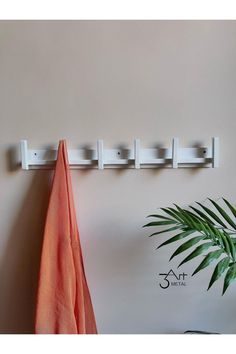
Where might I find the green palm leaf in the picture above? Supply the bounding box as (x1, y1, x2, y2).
(169, 236, 205, 261)
(196, 202, 227, 228)
(189, 206, 214, 224)
(143, 220, 178, 227)
(223, 198, 236, 219)
(148, 225, 182, 237)
(160, 208, 184, 223)
(208, 198, 236, 230)
(224, 232, 236, 261)
(146, 214, 175, 221)
(192, 249, 224, 275)
(156, 230, 195, 249)
(223, 263, 236, 295)
(208, 257, 230, 290)
(178, 242, 214, 267)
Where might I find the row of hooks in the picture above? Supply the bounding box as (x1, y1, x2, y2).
(20, 137, 219, 170)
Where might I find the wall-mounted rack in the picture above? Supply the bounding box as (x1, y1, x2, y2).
(20, 137, 219, 170)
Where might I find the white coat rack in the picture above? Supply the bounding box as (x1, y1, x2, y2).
(20, 137, 219, 170)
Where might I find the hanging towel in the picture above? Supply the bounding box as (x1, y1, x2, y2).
(35, 140, 97, 334)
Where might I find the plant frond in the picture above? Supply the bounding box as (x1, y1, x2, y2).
(192, 249, 224, 276)
(208, 257, 230, 290)
(208, 198, 236, 231)
(169, 236, 205, 261)
(178, 242, 214, 267)
(223, 264, 236, 295)
(145, 198, 236, 295)
(156, 230, 195, 249)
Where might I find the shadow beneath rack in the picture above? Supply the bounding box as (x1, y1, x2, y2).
(0, 171, 52, 334)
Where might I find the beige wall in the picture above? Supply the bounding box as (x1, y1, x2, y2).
(1, 20, 236, 334)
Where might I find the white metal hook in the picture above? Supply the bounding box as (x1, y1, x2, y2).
(134, 138, 140, 169)
(97, 139, 104, 170)
(172, 137, 179, 169)
(212, 137, 219, 168)
(20, 140, 29, 170)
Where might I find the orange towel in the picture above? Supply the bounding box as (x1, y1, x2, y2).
(35, 140, 97, 334)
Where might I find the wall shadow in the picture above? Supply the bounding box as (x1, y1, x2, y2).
(5, 145, 21, 172)
(0, 171, 52, 333)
